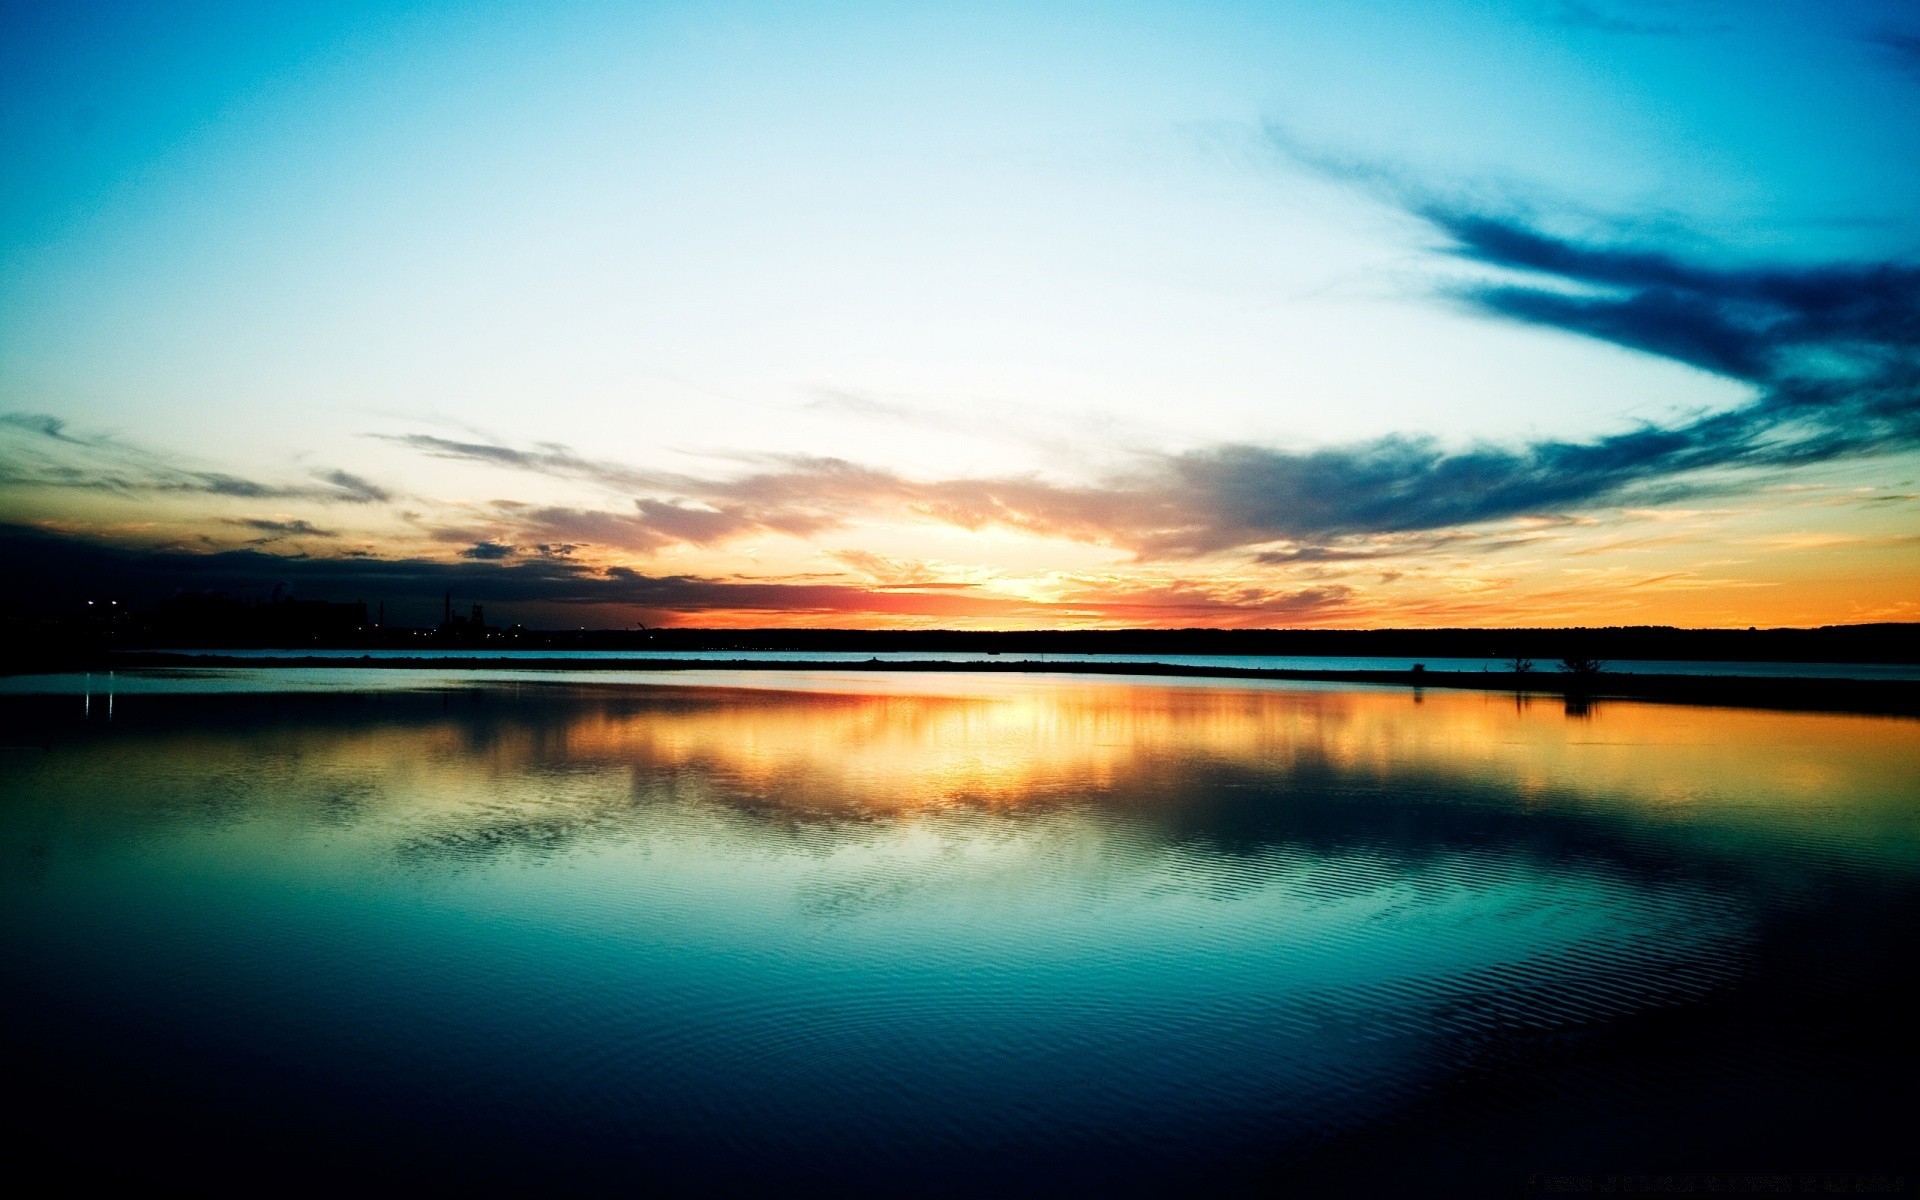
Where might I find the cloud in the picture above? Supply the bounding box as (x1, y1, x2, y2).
(1, 412, 86, 442)
(1249, 532, 1512, 565)
(380, 433, 658, 492)
(0, 413, 393, 504)
(1265, 132, 1918, 507)
(229, 518, 339, 540)
(379, 189, 1916, 564)
(315, 469, 391, 503)
(1416, 208, 1920, 482)
(1867, 29, 1920, 77)
(490, 504, 672, 554)
(1139, 204, 1918, 554)
(1427, 207, 1920, 384)
(216, 158, 1879, 579)
(461, 540, 515, 560)
(391, 435, 877, 550)
(0, 523, 1051, 624)
(1252, 546, 1397, 565)
(829, 550, 951, 587)
(192, 473, 284, 498)
(825, 550, 981, 591)
(384, 383, 1902, 566)
(632, 498, 774, 543)
(12, 521, 1363, 626)
(1044, 579, 1358, 624)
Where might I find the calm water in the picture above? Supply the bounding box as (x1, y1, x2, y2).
(3, 671, 1915, 1192)
(145, 647, 1920, 679)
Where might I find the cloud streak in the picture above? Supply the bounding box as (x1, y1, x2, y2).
(1867, 28, 1920, 77)
(1430, 208, 1920, 384)
(1, 412, 393, 504)
(0, 523, 1054, 623)
(374, 197, 1915, 569)
(228, 518, 340, 542)
(12, 159, 1915, 625)
(0, 168, 1821, 582)
(4, 519, 1379, 627)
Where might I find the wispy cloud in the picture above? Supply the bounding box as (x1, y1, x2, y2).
(0, 523, 1053, 623)
(16, 146, 1915, 626)
(228, 517, 340, 541)
(372, 182, 1916, 570)
(1416, 211, 1920, 492)
(0, 412, 88, 442)
(1264, 130, 1920, 487)
(1866, 28, 1920, 77)
(1, 412, 393, 504)
(1249, 530, 1544, 565)
(378, 433, 660, 492)
(1427, 207, 1920, 386)
(1043, 578, 1358, 624)
(386, 389, 1900, 567)
(315, 469, 391, 503)
(828, 550, 964, 588)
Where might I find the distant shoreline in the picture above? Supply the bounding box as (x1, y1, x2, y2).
(11, 623, 1918, 667)
(21, 653, 1918, 717)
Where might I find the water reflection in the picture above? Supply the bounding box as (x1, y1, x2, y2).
(14, 678, 1914, 860)
(1, 675, 1915, 1190)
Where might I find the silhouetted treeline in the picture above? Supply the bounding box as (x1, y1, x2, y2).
(4, 596, 1916, 671)
(519, 624, 1920, 662)
(0, 588, 541, 668)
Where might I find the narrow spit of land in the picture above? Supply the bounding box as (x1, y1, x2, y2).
(74, 653, 1920, 717)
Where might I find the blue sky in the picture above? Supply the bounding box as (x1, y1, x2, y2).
(3, 1, 1917, 626)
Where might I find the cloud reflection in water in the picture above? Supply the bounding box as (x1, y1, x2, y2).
(1, 676, 1914, 1188)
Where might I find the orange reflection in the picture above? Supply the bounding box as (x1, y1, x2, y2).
(21, 676, 1920, 864)
(517, 680, 1919, 820)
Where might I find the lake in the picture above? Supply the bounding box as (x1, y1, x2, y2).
(135, 647, 1920, 680)
(2, 670, 1915, 1192)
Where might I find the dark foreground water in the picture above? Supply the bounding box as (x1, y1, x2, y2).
(2, 671, 1915, 1193)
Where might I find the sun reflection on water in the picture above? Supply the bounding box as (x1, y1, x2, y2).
(2, 673, 1915, 1187)
(9, 674, 1915, 869)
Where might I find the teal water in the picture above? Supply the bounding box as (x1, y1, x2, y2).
(127, 647, 1920, 679)
(2, 672, 1915, 1190)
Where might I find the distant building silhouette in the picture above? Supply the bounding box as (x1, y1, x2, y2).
(433, 597, 494, 645)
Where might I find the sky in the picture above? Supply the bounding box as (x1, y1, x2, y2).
(2, 0, 1917, 628)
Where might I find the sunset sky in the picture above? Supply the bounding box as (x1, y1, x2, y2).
(3, 0, 1917, 628)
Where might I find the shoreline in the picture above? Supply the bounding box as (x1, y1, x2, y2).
(14, 652, 1918, 717)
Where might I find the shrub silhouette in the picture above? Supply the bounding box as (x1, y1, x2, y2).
(1558, 654, 1605, 679)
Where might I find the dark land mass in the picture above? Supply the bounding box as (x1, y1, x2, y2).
(8, 588, 1917, 716)
(490, 622, 1920, 663)
(47, 653, 1920, 718)
(6, 592, 1918, 664)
